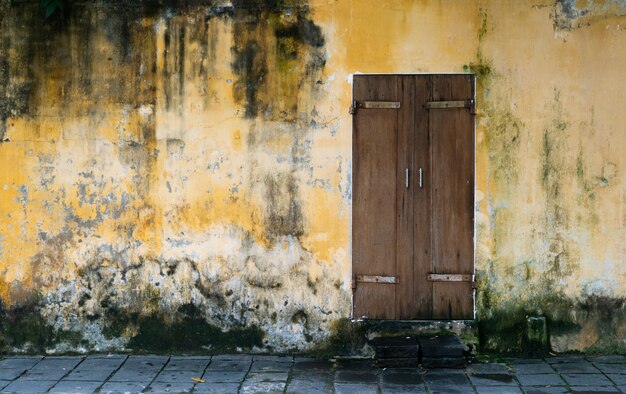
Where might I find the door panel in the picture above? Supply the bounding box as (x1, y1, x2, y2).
(352, 75, 399, 319)
(352, 74, 474, 320)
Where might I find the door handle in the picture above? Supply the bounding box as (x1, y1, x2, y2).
(419, 168, 423, 188)
(405, 168, 409, 189)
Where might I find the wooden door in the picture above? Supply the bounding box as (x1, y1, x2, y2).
(352, 74, 475, 320)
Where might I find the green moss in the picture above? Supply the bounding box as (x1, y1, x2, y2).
(310, 318, 367, 358)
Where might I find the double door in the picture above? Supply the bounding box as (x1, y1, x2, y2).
(352, 74, 475, 320)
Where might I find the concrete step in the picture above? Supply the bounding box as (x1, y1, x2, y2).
(371, 334, 466, 369)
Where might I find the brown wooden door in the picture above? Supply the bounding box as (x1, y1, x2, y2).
(352, 74, 475, 320)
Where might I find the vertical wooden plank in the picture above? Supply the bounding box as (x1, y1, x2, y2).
(413, 75, 433, 319)
(352, 75, 399, 320)
(395, 76, 415, 319)
(430, 74, 474, 320)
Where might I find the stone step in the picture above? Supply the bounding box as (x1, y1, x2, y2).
(371, 334, 466, 369)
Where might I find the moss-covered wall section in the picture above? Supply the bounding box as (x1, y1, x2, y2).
(0, 0, 624, 354)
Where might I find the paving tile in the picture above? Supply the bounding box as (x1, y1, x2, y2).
(163, 357, 210, 371)
(34, 357, 84, 370)
(211, 354, 253, 361)
(511, 363, 555, 374)
(379, 383, 427, 393)
(552, 361, 600, 373)
(121, 355, 169, 370)
(250, 360, 293, 372)
(522, 388, 570, 394)
(99, 381, 148, 394)
(0, 357, 43, 370)
(516, 373, 566, 386)
(0, 369, 25, 381)
(335, 370, 379, 384)
(608, 374, 626, 385)
(427, 385, 475, 394)
(289, 370, 333, 383)
(475, 386, 523, 394)
(155, 369, 206, 383)
(380, 370, 423, 385)
(64, 368, 117, 381)
(505, 358, 546, 364)
(546, 355, 586, 364)
(587, 356, 626, 364)
(468, 363, 511, 375)
(206, 359, 252, 371)
(562, 373, 615, 386)
(77, 356, 126, 370)
(334, 382, 378, 394)
(421, 369, 469, 385)
(569, 386, 620, 393)
(245, 372, 289, 383)
(201, 371, 247, 383)
(334, 360, 377, 371)
(617, 385, 626, 393)
(596, 364, 626, 374)
(0, 382, 11, 391)
(144, 381, 195, 393)
(252, 355, 293, 363)
(48, 380, 102, 393)
(0, 379, 58, 393)
(292, 359, 333, 371)
(286, 379, 331, 394)
(108, 368, 159, 382)
(192, 383, 242, 394)
(240, 381, 286, 393)
(469, 373, 517, 386)
(20, 369, 71, 381)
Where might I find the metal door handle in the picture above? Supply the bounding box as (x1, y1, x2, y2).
(405, 168, 409, 189)
(419, 168, 423, 188)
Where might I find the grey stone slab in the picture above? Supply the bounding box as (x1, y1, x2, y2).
(552, 361, 600, 373)
(511, 363, 555, 374)
(569, 387, 620, 393)
(99, 381, 148, 394)
(618, 385, 626, 393)
(379, 383, 427, 394)
(144, 381, 195, 393)
(201, 371, 246, 383)
(468, 363, 511, 375)
(240, 381, 286, 393)
(292, 359, 333, 371)
(421, 369, 469, 386)
(286, 379, 331, 394)
(0, 357, 43, 370)
(122, 356, 169, 370)
(20, 369, 71, 381)
(505, 358, 546, 364)
(250, 360, 292, 372)
(469, 373, 517, 386)
(49, 380, 102, 393)
(516, 373, 566, 386)
(523, 388, 570, 394)
(334, 383, 378, 394)
(289, 370, 333, 383)
(0, 369, 25, 381)
(77, 356, 127, 370)
(244, 372, 289, 383)
(163, 357, 210, 371)
(34, 357, 84, 370)
(475, 386, 523, 394)
(596, 364, 626, 374)
(0, 379, 58, 394)
(381, 370, 423, 385)
(65, 368, 117, 381)
(155, 370, 205, 383)
(192, 383, 241, 394)
(334, 360, 377, 371)
(418, 335, 464, 358)
(427, 384, 475, 394)
(562, 373, 614, 386)
(608, 374, 626, 385)
(206, 359, 252, 371)
(0, 382, 10, 391)
(108, 368, 159, 382)
(546, 355, 586, 364)
(252, 355, 293, 363)
(211, 354, 253, 361)
(588, 356, 626, 364)
(335, 370, 379, 384)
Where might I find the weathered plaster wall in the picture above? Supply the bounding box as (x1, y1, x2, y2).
(0, 0, 624, 354)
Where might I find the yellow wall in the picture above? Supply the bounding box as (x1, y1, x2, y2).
(0, 0, 624, 353)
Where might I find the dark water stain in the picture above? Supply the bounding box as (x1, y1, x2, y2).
(264, 172, 304, 240)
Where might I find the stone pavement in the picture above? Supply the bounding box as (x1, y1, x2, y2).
(0, 354, 626, 393)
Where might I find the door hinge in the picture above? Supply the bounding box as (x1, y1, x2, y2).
(427, 273, 474, 282)
(352, 275, 399, 289)
(350, 100, 401, 115)
(425, 100, 474, 110)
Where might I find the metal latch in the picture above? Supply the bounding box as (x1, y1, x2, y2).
(427, 273, 474, 282)
(350, 100, 401, 114)
(425, 100, 474, 110)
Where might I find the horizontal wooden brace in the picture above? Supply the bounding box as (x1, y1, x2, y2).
(425, 100, 473, 109)
(350, 100, 401, 114)
(355, 275, 399, 284)
(427, 273, 474, 282)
